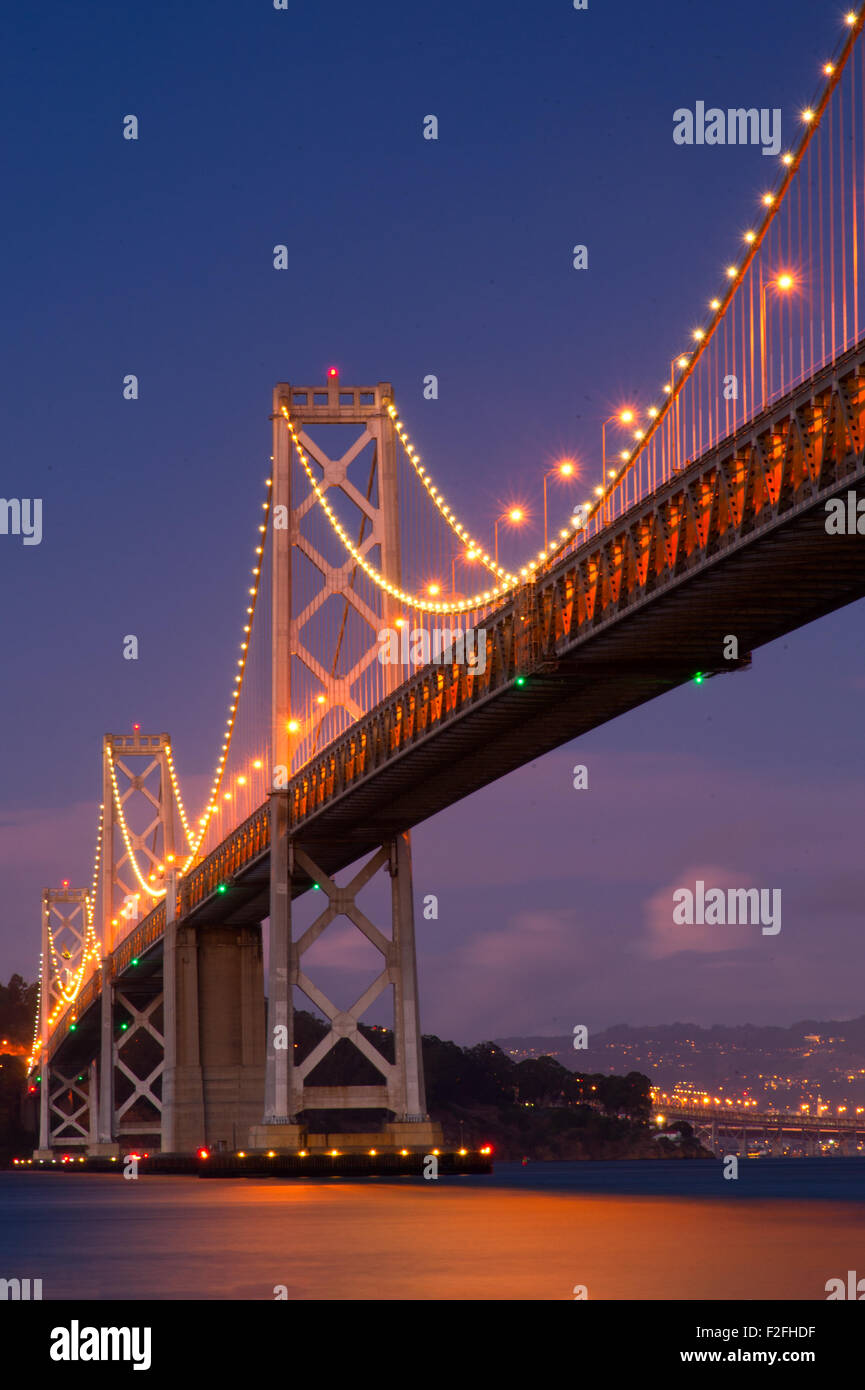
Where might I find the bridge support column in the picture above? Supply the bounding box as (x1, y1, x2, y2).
(33, 1047, 55, 1159)
(386, 832, 427, 1127)
(91, 961, 119, 1155)
(252, 825, 441, 1153)
(161, 878, 178, 1152)
(194, 922, 265, 1152)
(88, 1060, 98, 1145)
(160, 921, 206, 1153)
(160, 911, 264, 1154)
(256, 792, 305, 1147)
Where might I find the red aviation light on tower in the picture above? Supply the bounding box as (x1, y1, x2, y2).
(328, 366, 339, 381)
(61, 880, 69, 889)
(132, 723, 140, 732)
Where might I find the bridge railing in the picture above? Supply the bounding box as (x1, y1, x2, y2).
(280, 348, 865, 829)
(168, 342, 865, 919)
(181, 803, 270, 914)
(43, 342, 865, 1043)
(113, 904, 166, 974)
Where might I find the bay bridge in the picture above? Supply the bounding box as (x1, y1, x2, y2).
(654, 1105, 865, 1157)
(30, 14, 865, 1157)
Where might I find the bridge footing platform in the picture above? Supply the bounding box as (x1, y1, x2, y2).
(16, 1144, 485, 1178)
(248, 1121, 444, 1154)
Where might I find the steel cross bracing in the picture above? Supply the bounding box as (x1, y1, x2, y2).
(101, 732, 178, 954)
(664, 1105, 865, 1135)
(270, 380, 403, 781)
(45, 1064, 95, 1147)
(173, 343, 865, 915)
(43, 346, 865, 1070)
(41, 889, 90, 1019)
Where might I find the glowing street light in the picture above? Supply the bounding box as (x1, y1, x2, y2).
(451, 546, 478, 594)
(542, 459, 577, 549)
(667, 354, 690, 404)
(494, 508, 525, 565)
(601, 411, 635, 500)
(760, 272, 795, 404)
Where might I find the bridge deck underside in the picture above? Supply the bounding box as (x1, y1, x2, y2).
(46, 355, 865, 1066)
(189, 481, 865, 929)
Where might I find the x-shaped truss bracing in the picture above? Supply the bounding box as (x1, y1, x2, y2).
(102, 733, 177, 953)
(48, 1068, 90, 1145)
(291, 430, 390, 730)
(291, 846, 398, 1096)
(114, 990, 164, 1128)
(42, 890, 88, 1016)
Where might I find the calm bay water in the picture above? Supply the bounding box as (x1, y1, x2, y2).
(1, 1159, 863, 1300)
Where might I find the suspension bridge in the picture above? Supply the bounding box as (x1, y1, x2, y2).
(28, 14, 865, 1157)
(653, 1103, 865, 1157)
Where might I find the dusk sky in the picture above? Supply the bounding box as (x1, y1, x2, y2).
(1, 0, 862, 1042)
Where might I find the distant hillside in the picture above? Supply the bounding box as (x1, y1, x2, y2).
(494, 1017, 865, 1111)
(0, 975, 38, 1048)
(496, 1017, 865, 1055)
(0, 983, 709, 1160)
(293, 1014, 708, 1159)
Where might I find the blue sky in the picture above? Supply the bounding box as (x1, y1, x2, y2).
(1, 0, 862, 1039)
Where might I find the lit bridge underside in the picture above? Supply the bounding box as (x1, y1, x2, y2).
(657, 1106, 865, 1138)
(47, 342, 865, 1070)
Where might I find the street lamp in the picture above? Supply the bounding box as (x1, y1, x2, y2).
(494, 508, 524, 565)
(760, 273, 795, 405)
(601, 411, 634, 485)
(451, 547, 478, 595)
(669, 353, 690, 394)
(542, 460, 576, 550)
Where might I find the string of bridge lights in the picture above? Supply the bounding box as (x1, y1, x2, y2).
(27, 971, 42, 1072)
(84, 804, 104, 931)
(104, 468, 273, 892)
(31, 479, 276, 1063)
(29, 811, 102, 1066)
(178, 474, 273, 871)
(386, 404, 518, 586)
(558, 8, 865, 562)
(107, 748, 166, 901)
(45, 915, 101, 1008)
(164, 744, 196, 855)
(290, 8, 863, 595)
(285, 408, 545, 612)
(31, 11, 863, 1067)
(30, 816, 106, 1065)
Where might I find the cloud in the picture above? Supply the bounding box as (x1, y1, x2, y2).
(644, 865, 771, 958)
(423, 908, 587, 1038)
(0, 801, 97, 871)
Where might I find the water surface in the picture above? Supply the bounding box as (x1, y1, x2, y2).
(2, 1159, 862, 1300)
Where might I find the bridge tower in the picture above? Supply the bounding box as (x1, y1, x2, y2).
(254, 378, 440, 1151)
(35, 887, 99, 1154)
(93, 732, 178, 1154)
